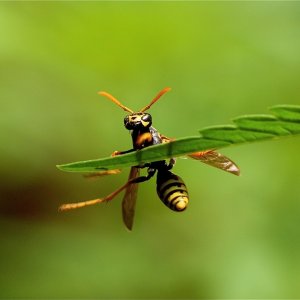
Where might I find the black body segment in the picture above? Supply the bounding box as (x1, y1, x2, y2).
(156, 169, 189, 211)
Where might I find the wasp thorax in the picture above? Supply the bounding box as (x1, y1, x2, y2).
(124, 113, 152, 130)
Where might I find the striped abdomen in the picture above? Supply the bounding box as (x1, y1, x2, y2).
(156, 170, 189, 211)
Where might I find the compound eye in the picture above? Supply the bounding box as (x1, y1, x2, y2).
(124, 116, 132, 129)
(124, 116, 129, 124)
(140, 113, 152, 128)
(142, 113, 152, 122)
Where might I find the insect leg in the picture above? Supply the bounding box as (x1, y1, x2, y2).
(167, 158, 176, 170)
(111, 149, 135, 156)
(83, 169, 121, 179)
(132, 167, 156, 184)
(58, 183, 130, 211)
(59, 168, 156, 212)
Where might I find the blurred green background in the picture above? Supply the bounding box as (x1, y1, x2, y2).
(0, 2, 300, 299)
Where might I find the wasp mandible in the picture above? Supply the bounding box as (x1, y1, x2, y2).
(59, 88, 239, 230)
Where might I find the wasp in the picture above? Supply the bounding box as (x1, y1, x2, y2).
(59, 88, 239, 230)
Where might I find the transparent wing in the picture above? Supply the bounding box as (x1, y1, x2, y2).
(188, 150, 240, 176)
(122, 167, 140, 231)
(160, 134, 240, 176)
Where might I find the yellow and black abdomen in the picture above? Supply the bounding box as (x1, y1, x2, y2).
(156, 170, 189, 211)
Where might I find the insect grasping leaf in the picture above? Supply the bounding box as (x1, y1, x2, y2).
(57, 104, 300, 173)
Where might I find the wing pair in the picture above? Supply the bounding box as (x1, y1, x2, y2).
(121, 135, 240, 230)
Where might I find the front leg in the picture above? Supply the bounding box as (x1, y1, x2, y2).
(111, 148, 135, 156)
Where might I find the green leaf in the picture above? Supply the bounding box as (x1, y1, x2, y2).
(57, 104, 300, 172)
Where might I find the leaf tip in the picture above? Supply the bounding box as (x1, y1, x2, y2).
(56, 164, 73, 172)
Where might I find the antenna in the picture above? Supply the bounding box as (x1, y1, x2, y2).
(98, 91, 134, 113)
(139, 87, 171, 112)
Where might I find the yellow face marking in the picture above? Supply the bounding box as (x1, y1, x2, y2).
(128, 115, 141, 123)
(128, 114, 150, 128)
(141, 120, 150, 127)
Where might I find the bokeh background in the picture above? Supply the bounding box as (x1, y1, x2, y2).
(0, 2, 300, 299)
